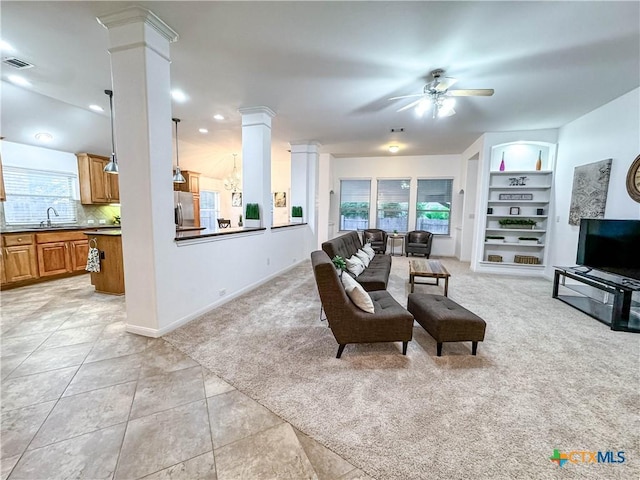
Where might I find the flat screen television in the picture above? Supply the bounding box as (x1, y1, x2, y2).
(576, 219, 640, 281)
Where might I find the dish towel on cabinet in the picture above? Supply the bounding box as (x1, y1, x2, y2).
(86, 242, 101, 273)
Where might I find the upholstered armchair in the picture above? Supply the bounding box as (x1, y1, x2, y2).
(405, 230, 433, 257)
(362, 229, 388, 254)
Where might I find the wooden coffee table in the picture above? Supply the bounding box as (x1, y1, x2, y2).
(409, 259, 451, 296)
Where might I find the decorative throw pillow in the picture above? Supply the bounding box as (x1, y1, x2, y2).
(355, 249, 370, 267)
(341, 273, 375, 314)
(362, 243, 375, 260)
(345, 255, 365, 277)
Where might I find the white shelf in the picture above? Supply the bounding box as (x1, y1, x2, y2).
(485, 242, 545, 247)
(490, 170, 552, 175)
(488, 185, 552, 190)
(485, 228, 546, 233)
(487, 214, 547, 218)
(480, 142, 556, 276)
(479, 261, 546, 267)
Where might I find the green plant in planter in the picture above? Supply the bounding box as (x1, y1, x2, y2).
(498, 218, 536, 226)
(245, 203, 260, 220)
(291, 206, 303, 218)
(332, 255, 346, 271)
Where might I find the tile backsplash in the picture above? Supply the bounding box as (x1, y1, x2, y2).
(0, 202, 121, 229)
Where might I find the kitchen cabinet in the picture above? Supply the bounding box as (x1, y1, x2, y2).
(174, 170, 201, 227)
(1, 234, 38, 284)
(35, 231, 89, 277)
(84, 230, 124, 295)
(77, 153, 120, 204)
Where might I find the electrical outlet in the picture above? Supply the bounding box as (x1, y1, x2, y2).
(87, 219, 95, 225)
(266, 258, 270, 266)
(219, 289, 226, 297)
(293, 258, 297, 263)
(556, 216, 560, 223)
(99, 219, 106, 224)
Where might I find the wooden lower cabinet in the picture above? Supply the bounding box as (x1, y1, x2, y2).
(1, 230, 89, 289)
(4, 244, 38, 283)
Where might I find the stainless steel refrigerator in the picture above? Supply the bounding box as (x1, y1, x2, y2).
(174, 191, 195, 228)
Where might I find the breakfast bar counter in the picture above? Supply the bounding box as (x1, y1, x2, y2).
(83, 229, 124, 295)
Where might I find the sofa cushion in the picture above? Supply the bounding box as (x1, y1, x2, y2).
(345, 255, 365, 277)
(362, 243, 375, 260)
(355, 249, 370, 267)
(341, 272, 374, 313)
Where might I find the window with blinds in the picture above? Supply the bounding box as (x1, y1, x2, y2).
(3, 167, 77, 225)
(377, 179, 410, 232)
(340, 179, 370, 231)
(416, 179, 452, 235)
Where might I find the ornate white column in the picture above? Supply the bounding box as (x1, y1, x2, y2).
(239, 107, 276, 228)
(97, 6, 178, 335)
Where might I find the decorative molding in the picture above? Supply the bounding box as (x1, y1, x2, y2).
(238, 106, 276, 118)
(97, 6, 179, 43)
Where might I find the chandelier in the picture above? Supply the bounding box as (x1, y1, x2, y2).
(223, 154, 241, 192)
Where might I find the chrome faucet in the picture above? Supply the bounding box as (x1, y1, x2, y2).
(46, 207, 59, 227)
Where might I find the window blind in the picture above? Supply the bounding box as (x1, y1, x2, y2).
(377, 179, 410, 206)
(4, 167, 77, 225)
(340, 180, 370, 203)
(417, 179, 452, 203)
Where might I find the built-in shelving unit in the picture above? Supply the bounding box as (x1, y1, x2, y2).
(478, 142, 556, 275)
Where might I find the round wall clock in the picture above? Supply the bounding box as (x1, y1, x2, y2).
(626, 154, 640, 203)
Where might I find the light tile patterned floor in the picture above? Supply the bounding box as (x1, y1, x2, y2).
(0, 275, 373, 480)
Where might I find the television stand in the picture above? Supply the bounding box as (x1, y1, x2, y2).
(553, 266, 640, 333)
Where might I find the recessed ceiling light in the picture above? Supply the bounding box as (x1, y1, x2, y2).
(171, 89, 187, 102)
(198, 128, 208, 134)
(89, 104, 104, 112)
(8, 74, 31, 87)
(0, 40, 15, 52)
(213, 114, 224, 121)
(389, 145, 400, 153)
(35, 132, 53, 142)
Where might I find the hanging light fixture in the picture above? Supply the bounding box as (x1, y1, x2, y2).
(103, 89, 119, 174)
(223, 153, 241, 192)
(172, 118, 186, 183)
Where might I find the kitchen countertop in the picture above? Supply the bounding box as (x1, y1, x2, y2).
(82, 229, 122, 236)
(2, 224, 121, 234)
(175, 226, 265, 241)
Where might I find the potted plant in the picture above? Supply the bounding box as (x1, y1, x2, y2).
(245, 203, 260, 228)
(332, 255, 346, 273)
(291, 206, 303, 223)
(238, 214, 243, 227)
(485, 235, 505, 244)
(393, 229, 398, 237)
(518, 236, 539, 245)
(498, 218, 537, 229)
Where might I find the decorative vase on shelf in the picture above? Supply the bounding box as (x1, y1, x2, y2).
(535, 150, 542, 171)
(499, 153, 505, 172)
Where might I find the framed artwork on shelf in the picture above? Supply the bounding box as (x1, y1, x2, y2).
(274, 191, 287, 207)
(231, 192, 242, 207)
(510, 207, 520, 215)
(499, 193, 533, 201)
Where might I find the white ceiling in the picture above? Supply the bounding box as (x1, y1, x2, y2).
(2, 1, 639, 179)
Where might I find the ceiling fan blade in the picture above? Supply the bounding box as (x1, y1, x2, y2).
(388, 93, 423, 101)
(448, 89, 495, 97)
(434, 77, 458, 91)
(397, 98, 423, 112)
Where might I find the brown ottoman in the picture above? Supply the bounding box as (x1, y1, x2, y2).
(407, 293, 486, 356)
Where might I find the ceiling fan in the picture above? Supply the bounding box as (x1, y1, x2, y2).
(390, 69, 494, 118)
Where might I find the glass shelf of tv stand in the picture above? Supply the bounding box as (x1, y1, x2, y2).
(552, 266, 640, 333)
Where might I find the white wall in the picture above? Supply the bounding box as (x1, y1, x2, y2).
(330, 154, 462, 257)
(549, 88, 640, 271)
(1, 141, 80, 199)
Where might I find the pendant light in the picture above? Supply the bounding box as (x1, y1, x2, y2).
(103, 89, 119, 174)
(223, 154, 241, 192)
(172, 117, 186, 183)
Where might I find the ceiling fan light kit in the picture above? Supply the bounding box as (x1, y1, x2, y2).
(391, 69, 494, 119)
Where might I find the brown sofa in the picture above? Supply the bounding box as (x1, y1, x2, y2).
(311, 250, 414, 358)
(322, 231, 391, 291)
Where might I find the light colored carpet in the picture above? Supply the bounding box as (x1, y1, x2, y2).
(165, 256, 639, 479)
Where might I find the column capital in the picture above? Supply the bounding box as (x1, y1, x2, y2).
(238, 106, 276, 118)
(97, 6, 179, 42)
(289, 142, 321, 154)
